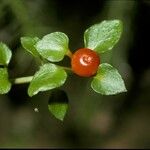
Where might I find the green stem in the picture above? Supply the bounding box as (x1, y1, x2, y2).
(66, 49, 73, 59)
(10, 66, 72, 85)
(11, 76, 33, 84)
(62, 66, 72, 71)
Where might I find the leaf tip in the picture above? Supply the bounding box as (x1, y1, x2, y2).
(122, 85, 127, 93)
(27, 88, 34, 97)
(48, 104, 68, 121)
(57, 116, 65, 122)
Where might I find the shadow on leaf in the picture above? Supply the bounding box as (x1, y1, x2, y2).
(48, 89, 69, 121)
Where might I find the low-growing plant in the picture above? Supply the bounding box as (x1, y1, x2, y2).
(0, 20, 127, 121)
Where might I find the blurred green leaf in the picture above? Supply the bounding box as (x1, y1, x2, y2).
(48, 89, 69, 121)
(0, 68, 11, 94)
(35, 32, 69, 62)
(84, 20, 123, 53)
(0, 42, 12, 65)
(21, 37, 40, 57)
(91, 63, 127, 95)
(28, 63, 67, 97)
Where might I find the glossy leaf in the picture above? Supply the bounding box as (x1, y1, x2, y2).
(28, 63, 67, 97)
(21, 36, 40, 57)
(84, 20, 123, 53)
(35, 32, 69, 62)
(48, 89, 68, 121)
(91, 63, 127, 95)
(0, 42, 12, 65)
(0, 68, 11, 94)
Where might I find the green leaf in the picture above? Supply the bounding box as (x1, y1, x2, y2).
(0, 42, 12, 65)
(28, 63, 67, 97)
(84, 20, 123, 53)
(91, 63, 127, 95)
(0, 68, 11, 94)
(35, 32, 69, 62)
(21, 36, 40, 57)
(48, 89, 68, 121)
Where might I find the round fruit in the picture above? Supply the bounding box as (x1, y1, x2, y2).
(71, 48, 100, 77)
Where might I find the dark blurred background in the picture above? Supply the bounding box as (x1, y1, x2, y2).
(0, 0, 150, 148)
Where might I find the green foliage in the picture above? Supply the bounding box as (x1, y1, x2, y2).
(48, 89, 68, 121)
(91, 63, 127, 95)
(0, 68, 11, 94)
(0, 19, 127, 121)
(35, 32, 69, 62)
(21, 36, 40, 57)
(28, 63, 67, 97)
(0, 42, 12, 66)
(84, 20, 123, 53)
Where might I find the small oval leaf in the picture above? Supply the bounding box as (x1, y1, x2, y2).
(0, 68, 11, 94)
(48, 89, 69, 121)
(28, 63, 67, 97)
(84, 20, 123, 53)
(21, 36, 40, 57)
(91, 63, 127, 95)
(0, 42, 12, 65)
(35, 32, 69, 62)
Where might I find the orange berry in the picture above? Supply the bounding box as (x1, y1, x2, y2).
(71, 48, 100, 77)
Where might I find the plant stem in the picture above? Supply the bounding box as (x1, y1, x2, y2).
(66, 49, 73, 58)
(11, 76, 33, 84)
(62, 66, 72, 71)
(11, 66, 72, 85)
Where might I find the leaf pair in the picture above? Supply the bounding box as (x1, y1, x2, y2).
(84, 20, 126, 95)
(21, 32, 69, 62)
(0, 43, 12, 94)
